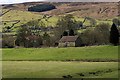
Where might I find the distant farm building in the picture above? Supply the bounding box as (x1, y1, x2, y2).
(58, 36, 81, 47)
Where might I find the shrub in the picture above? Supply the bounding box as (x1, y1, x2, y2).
(2, 35, 16, 48)
(42, 32, 51, 47)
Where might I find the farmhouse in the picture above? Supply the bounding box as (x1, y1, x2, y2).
(58, 36, 81, 47)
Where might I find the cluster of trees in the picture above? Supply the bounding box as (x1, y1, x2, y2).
(54, 14, 78, 41)
(15, 25, 39, 47)
(15, 24, 51, 48)
(2, 20, 51, 48)
(80, 23, 119, 46)
(80, 23, 110, 46)
(28, 4, 56, 12)
(2, 14, 120, 48)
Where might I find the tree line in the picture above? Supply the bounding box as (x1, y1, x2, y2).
(2, 14, 120, 48)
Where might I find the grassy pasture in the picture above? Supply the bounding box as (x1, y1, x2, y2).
(2, 9, 114, 35)
(2, 45, 118, 61)
(2, 9, 42, 26)
(2, 9, 113, 28)
(2, 45, 119, 78)
(2, 9, 58, 27)
(2, 61, 118, 78)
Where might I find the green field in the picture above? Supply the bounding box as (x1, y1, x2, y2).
(2, 45, 118, 61)
(2, 45, 119, 78)
(2, 61, 118, 78)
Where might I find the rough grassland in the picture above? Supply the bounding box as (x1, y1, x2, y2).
(2, 9, 113, 28)
(2, 45, 118, 61)
(2, 61, 118, 78)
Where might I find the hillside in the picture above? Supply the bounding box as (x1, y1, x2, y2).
(1, 2, 119, 34)
(2, 2, 118, 19)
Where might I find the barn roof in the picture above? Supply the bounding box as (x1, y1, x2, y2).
(59, 36, 78, 42)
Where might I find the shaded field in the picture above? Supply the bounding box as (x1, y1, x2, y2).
(2, 61, 118, 78)
(2, 45, 118, 61)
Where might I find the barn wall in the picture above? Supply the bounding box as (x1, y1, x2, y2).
(58, 42, 75, 47)
(67, 42, 75, 47)
(58, 42, 65, 47)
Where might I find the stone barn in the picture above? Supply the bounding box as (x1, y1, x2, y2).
(58, 36, 81, 47)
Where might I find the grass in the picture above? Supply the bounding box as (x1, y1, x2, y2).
(2, 61, 118, 78)
(2, 45, 118, 61)
(2, 9, 59, 27)
(2, 9, 115, 35)
(2, 9, 42, 26)
(2, 9, 113, 27)
(2, 45, 119, 78)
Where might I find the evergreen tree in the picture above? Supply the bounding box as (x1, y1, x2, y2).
(69, 29, 74, 36)
(63, 31, 68, 36)
(110, 23, 119, 45)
